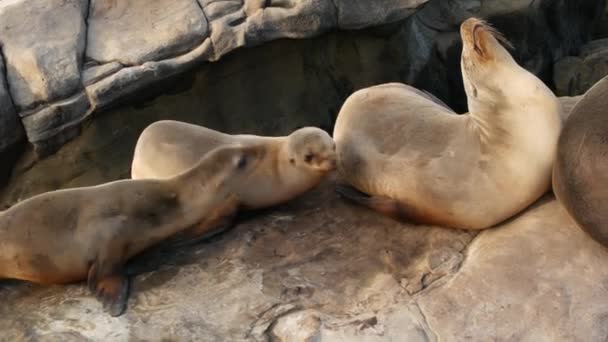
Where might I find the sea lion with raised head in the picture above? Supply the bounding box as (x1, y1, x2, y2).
(0, 144, 264, 316)
(332, 17, 563, 230)
(131, 121, 336, 210)
(553, 75, 608, 248)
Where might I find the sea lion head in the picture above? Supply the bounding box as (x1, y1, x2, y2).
(460, 17, 515, 100)
(287, 127, 337, 173)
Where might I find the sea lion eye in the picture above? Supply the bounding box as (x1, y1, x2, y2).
(304, 153, 314, 163)
(236, 155, 248, 169)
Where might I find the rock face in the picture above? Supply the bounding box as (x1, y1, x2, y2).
(554, 38, 608, 96)
(0, 0, 604, 170)
(1, 178, 606, 340)
(87, 0, 209, 65)
(0, 53, 25, 185)
(0, 54, 24, 155)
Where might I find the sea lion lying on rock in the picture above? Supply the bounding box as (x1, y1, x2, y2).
(0, 144, 264, 316)
(332, 17, 562, 230)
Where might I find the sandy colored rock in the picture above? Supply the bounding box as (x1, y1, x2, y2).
(335, 0, 428, 29)
(417, 197, 608, 341)
(86, 0, 209, 65)
(0, 0, 87, 111)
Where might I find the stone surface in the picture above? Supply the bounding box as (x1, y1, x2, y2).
(0, 0, 88, 156)
(554, 38, 608, 96)
(335, 0, 429, 30)
(0, 53, 25, 185)
(0, 0, 605, 160)
(0, 0, 87, 111)
(418, 198, 608, 341)
(86, 0, 209, 65)
(0, 53, 23, 153)
(1, 180, 606, 340)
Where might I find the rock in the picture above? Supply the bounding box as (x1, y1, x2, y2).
(0, 54, 23, 153)
(19, 92, 91, 156)
(0, 54, 25, 185)
(335, 0, 429, 30)
(269, 310, 322, 342)
(86, 0, 209, 65)
(86, 39, 214, 110)
(205, 0, 338, 60)
(0, 0, 87, 112)
(417, 197, 608, 341)
(0, 0, 88, 156)
(554, 39, 608, 96)
(1, 183, 606, 340)
(1, 0, 605, 164)
(82, 62, 124, 86)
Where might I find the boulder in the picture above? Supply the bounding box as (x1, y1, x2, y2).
(86, 0, 209, 65)
(0, 0, 88, 156)
(0, 0, 605, 162)
(417, 198, 608, 341)
(0, 54, 23, 154)
(0, 0, 87, 112)
(554, 38, 608, 96)
(0, 54, 25, 184)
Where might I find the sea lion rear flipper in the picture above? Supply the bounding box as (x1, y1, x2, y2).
(87, 261, 130, 317)
(335, 184, 415, 222)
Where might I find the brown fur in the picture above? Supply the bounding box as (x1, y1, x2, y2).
(553, 76, 608, 248)
(0, 144, 265, 316)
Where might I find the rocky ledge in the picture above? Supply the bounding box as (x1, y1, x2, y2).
(0, 0, 604, 163)
(1, 178, 607, 341)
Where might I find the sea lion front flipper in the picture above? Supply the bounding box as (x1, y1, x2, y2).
(87, 261, 130, 317)
(125, 211, 238, 276)
(335, 184, 417, 223)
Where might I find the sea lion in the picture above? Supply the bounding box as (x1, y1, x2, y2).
(552, 75, 608, 248)
(332, 17, 563, 230)
(0, 144, 264, 316)
(131, 121, 336, 210)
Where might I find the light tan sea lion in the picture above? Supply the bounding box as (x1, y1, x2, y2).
(553, 75, 608, 248)
(332, 17, 563, 230)
(131, 121, 336, 210)
(0, 144, 264, 316)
